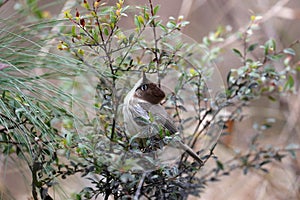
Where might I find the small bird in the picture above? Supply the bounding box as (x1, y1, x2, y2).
(123, 72, 203, 165)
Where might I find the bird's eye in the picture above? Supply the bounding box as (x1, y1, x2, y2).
(140, 84, 148, 91)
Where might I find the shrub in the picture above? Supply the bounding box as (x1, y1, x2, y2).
(0, 0, 299, 199)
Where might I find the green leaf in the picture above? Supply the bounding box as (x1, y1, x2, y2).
(232, 48, 243, 58)
(284, 75, 294, 90)
(92, 29, 99, 42)
(247, 43, 258, 52)
(128, 33, 135, 43)
(144, 11, 149, 20)
(166, 21, 176, 29)
(264, 39, 276, 55)
(268, 95, 276, 101)
(137, 15, 144, 25)
(66, 132, 73, 147)
(103, 27, 109, 36)
(267, 54, 284, 61)
(216, 160, 224, 170)
(82, 1, 90, 9)
(153, 5, 160, 15)
(158, 24, 167, 32)
(134, 15, 141, 29)
(283, 48, 295, 56)
(71, 26, 76, 37)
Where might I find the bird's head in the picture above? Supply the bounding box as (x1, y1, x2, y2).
(134, 72, 165, 104)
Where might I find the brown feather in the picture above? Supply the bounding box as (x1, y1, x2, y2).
(134, 83, 165, 104)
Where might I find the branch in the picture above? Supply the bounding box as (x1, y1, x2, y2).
(134, 172, 147, 200)
(0, 0, 9, 8)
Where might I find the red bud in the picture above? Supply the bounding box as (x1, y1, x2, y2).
(80, 18, 85, 27)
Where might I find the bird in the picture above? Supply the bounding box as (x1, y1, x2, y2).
(123, 72, 203, 165)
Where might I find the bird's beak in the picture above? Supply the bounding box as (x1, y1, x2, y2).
(141, 71, 151, 84)
(142, 71, 147, 84)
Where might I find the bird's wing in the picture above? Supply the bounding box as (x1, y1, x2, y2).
(127, 103, 150, 126)
(138, 102, 178, 134)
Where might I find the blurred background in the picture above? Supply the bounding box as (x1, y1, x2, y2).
(1, 0, 300, 199)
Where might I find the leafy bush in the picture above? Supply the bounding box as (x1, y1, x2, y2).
(0, 0, 299, 199)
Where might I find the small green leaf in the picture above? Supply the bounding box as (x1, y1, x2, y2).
(166, 21, 176, 29)
(71, 26, 76, 36)
(232, 48, 243, 58)
(267, 54, 284, 61)
(283, 48, 295, 56)
(216, 160, 224, 170)
(137, 15, 144, 25)
(144, 11, 149, 20)
(64, 10, 72, 19)
(153, 5, 160, 15)
(66, 132, 73, 147)
(81, 0, 90, 9)
(264, 39, 276, 55)
(247, 43, 258, 52)
(128, 33, 135, 43)
(103, 27, 109, 36)
(92, 29, 99, 42)
(284, 75, 294, 90)
(158, 24, 167, 32)
(268, 95, 276, 101)
(134, 15, 141, 29)
(78, 48, 84, 55)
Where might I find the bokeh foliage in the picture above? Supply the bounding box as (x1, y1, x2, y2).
(0, 0, 299, 199)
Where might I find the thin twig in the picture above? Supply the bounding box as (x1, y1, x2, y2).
(148, 0, 161, 86)
(134, 172, 147, 200)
